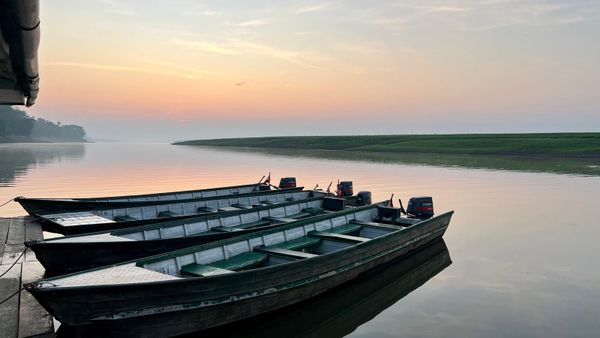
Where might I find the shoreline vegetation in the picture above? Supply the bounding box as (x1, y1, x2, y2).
(0, 106, 86, 143)
(174, 134, 600, 176)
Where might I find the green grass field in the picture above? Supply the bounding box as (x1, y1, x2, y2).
(174, 133, 600, 158)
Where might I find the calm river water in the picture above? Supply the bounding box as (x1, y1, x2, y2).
(1, 143, 599, 337)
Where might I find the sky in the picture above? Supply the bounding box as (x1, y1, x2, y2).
(23, 0, 600, 141)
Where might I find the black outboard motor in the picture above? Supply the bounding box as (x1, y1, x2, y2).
(376, 205, 402, 222)
(338, 181, 353, 197)
(406, 197, 434, 219)
(355, 191, 372, 206)
(279, 177, 297, 189)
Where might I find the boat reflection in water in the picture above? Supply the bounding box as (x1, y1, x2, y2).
(56, 239, 452, 338)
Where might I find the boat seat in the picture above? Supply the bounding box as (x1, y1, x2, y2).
(218, 207, 240, 212)
(210, 226, 246, 233)
(114, 215, 137, 222)
(283, 211, 312, 219)
(302, 207, 325, 215)
(328, 223, 363, 235)
(180, 263, 233, 277)
(231, 219, 272, 229)
(309, 231, 370, 243)
(211, 252, 268, 271)
(254, 246, 317, 259)
(231, 203, 252, 209)
(212, 220, 272, 232)
(197, 206, 218, 214)
(350, 220, 405, 231)
(261, 216, 297, 223)
(261, 201, 276, 205)
(272, 236, 321, 250)
(158, 211, 178, 218)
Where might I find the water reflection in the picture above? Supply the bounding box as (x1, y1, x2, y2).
(190, 146, 600, 177)
(55, 240, 451, 338)
(0, 144, 85, 187)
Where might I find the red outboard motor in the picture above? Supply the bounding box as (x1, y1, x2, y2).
(338, 181, 353, 197)
(279, 177, 297, 189)
(406, 197, 434, 219)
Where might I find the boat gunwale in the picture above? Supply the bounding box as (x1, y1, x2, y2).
(17, 182, 271, 202)
(36, 195, 329, 242)
(33, 186, 307, 216)
(27, 209, 453, 290)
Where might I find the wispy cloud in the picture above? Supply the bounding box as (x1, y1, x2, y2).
(172, 37, 329, 69)
(295, 3, 332, 14)
(46, 61, 214, 79)
(171, 38, 240, 55)
(184, 10, 222, 17)
(101, 0, 137, 17)
(427, 6, 469, 13)
(234, 19, 270, 27)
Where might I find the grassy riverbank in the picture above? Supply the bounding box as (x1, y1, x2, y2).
(174, 133, 600, 158)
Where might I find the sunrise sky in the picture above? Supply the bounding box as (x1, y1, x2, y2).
(25, 0, 600, 141)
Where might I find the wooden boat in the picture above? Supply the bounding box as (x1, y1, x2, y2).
(36, 187, 311, 235)
(56, 239, 451, 337)
(15, 182, 272, 215)
(27, 196, 354, 275)
(26, 203, 453, 331)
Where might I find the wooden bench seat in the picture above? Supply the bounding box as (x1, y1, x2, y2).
(328, 223, 363, 235)
(180, 264, 233, 277)
(181, 251, 268, 276)
(114, 215, 137, 222)
(212, 220, 272, 232)
(309, 231, 370, 243)
(272, 236, 321, 250)
(254, 246, 317, 259)
(211, 251, 268, 271)
(350, 219, 405, 231)
(158, 211, 178, 218)
(197, 206, 218, 214)
(217, 207, 240, 212)
(261, 216, 297, 223)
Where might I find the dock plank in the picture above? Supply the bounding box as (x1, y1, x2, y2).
(0, 263, 22, 338)
(7, 218, 25, 245)
(0, 218, 10, 264)
(0, 217, 54, 337)
(19, 261, 54, 338)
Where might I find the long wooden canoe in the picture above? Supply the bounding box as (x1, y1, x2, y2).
(27, 196, 354, 275)
(37, 187, 311, 235)
(15, 182, 272, 215)
(56, 239, 451, 337)
(26, 203, 453, 331)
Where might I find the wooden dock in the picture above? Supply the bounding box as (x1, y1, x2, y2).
(0, 217, 54, 338)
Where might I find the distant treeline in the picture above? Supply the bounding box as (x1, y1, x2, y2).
(0, 106, 86, 142)
(174, 133, 600, 158)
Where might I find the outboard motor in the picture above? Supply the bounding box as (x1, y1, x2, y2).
(338, 181, 354, 197)
(376, 205, 402, 222)
(279, 177, 297, 189)
(406, 197, 434, 219)
(355, 191, 372, 206)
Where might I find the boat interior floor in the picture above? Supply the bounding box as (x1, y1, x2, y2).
(178, 219, 405, 278)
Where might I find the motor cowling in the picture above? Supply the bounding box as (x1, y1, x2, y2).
(279, 177, 297, 189)
(338, 181, 353, 197)
(355, 191, 372, 206)
(407, 197, 434, 219)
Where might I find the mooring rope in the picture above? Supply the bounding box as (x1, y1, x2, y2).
(0, 247, 28, 278)
(0, 197, 15, 209)
(0, 248, 29, 306)
(0, 286, 25, 306)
